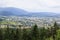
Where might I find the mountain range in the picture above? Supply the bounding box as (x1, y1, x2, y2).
(0, 7, 60, 17)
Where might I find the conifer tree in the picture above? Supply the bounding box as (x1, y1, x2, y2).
(14, 28, 20, 40)
(54, 22, 59, 30)
(10, 29, 15, 40)
(31, 24, 39, 40)
(0, 28, 3, 40)
(39, 27, 46, 40)
(19, 25, 22, 40)
(4, 25, 10, 40)
(22, 27, 28, 40)
(52, 22, 58, 40)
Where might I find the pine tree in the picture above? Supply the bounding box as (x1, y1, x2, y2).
(31, 24, 39, 40)
(14, 28, 20, 40)
(9, 29, 15, 40)
(0, 28, 3, 40)
(19, 25, 22, 40)
(52, 22, 58, 40)
(39, 27, 46, 40)
(54, 22, 59, 30)
(4, 25, 10, 40)
(22, 27, 28, 40)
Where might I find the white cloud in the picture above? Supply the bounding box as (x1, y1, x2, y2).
(0, 0, 60, 13)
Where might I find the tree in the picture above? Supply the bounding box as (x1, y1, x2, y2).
(22, 27, 28, 40)
(14, 28, 20, 40)
(39, 27, 46, 40)
(52, 22, 59, 40)
(54, 22, 59, 30)
(9, 29, 15, 40)
(4, 25, 10, 40)
(0, 28, 3, 40)
(31, 24, 39, 40)
(18, 25, 22, 40)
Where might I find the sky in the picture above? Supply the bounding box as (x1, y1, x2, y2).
(0, 0, 60, 13)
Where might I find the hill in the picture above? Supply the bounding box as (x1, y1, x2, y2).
(0, 7, 59, 17)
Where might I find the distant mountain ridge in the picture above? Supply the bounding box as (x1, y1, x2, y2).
(0, 7, 28, 16)
(0, 7, 60, 17)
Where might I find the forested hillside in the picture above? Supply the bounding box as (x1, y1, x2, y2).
(0, 22, 60, 40)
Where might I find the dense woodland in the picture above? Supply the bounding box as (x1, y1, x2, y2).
(0, 22, 60, 40)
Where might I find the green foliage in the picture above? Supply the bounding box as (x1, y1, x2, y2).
(0, 28, 3, 40)
(9, 29, 15, 40)
(4, 26, 10, 40)
(22, 28, 28, 40)
(31, 24, 39, 40)
(0, 22, 60, 40)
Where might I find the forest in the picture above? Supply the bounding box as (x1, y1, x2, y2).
(0, 22, 60, 40)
